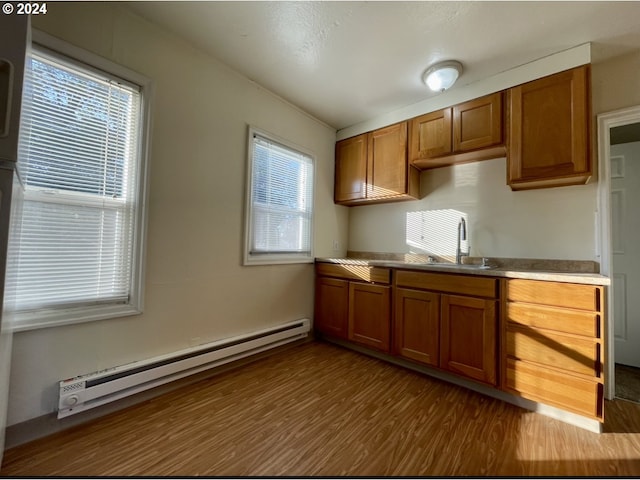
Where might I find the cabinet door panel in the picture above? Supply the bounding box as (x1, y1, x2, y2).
(409, 109, 452, 160)
(314, 277, 349, 339)
(440, 295, 497, 385)
(335, 134, 367, 202)
(367, 122, 408, 199)
(394, 288, 440, 366)
(508, 65, 590, 189)
(453, 92, 502, 152)
(349, 282, 391, 352)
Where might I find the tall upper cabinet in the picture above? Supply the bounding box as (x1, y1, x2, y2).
(335, 122, 419, 205)
(507, 65, 591, 190)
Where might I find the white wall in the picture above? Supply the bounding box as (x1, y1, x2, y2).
(349, 158, 598, 260)
(7, 3, 346, 425)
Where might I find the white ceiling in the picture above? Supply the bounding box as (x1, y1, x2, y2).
(126, 1, 640, 131)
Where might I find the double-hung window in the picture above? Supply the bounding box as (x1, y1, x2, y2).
(6, 35, 150, 331)
(244, 127, 314, 265)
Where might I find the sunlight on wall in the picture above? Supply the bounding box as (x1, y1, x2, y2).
(406, 209, 469, 260)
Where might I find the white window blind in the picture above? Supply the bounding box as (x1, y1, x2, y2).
(6, 46, 144, 325)
(245, 129, 314, 264)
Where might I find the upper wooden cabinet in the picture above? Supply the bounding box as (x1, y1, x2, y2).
(507, 65, 591, 190)
(410, 92, 505, 169)
(334, 122, 419, 206)
(334, 133, 367, 203)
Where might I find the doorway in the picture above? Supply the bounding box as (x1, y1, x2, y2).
(597, 106, 640, 401)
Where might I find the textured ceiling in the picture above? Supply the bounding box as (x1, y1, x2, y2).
(125, 1, 640, 130)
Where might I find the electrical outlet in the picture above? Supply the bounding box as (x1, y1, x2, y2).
(332, 239, 340, 252)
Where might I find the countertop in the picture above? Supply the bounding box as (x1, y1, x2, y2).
(315, 255, 610, 286)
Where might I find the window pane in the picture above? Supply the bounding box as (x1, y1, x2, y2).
(247, 132, 314, 261)
(7, 47, 142, 317)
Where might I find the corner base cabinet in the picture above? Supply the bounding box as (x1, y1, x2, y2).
(314, 263, 391, 353)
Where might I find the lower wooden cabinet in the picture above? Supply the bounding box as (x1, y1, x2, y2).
(315, 263, 606, 424)
(440, 295, 497, 385)
(393, 271, 498, 386)
(314, 276, 349, 339)
(314, 264, 391, 353)
(501, 278, 604, 420)
(393, 288, 440, 366)
(349, 282, 391, 352)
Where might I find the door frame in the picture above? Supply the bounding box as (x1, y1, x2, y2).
(597, 105, 640, 400)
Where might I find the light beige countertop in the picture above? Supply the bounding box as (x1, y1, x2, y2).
(316, 252, 610, 286)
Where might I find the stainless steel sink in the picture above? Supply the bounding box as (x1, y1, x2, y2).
(424, 262, 493, 270)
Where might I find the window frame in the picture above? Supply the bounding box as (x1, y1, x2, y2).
(7, 30, 153, 332)
(243, 126, 315, 266)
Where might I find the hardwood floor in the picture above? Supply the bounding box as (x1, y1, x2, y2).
(2, 340, 640, 476)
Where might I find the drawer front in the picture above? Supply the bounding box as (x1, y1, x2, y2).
(395, 270, 497, 298)
(506, 327, 600, 377)
(506, 302, 600, 338)
(505, 279, 600, 311)
(316, 263, 391, 284)
(505, 359, 602, 419)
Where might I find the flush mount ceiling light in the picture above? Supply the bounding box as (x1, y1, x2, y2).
(422, 61, 463, 92)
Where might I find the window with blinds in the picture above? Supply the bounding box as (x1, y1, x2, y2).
(5, 43, 150, 331)
(244, 128, 314, 265)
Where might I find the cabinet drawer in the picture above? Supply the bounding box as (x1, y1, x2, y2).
(506, 327, 600, 377)
(505, 302, 600, 338)
(316, 263, 390, 284)
(505, 279, 600, 311)
(505, 359, 602, 419)
(395, 270, 497, 298)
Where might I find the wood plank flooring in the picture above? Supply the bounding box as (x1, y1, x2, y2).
(2, 340, 640, 476)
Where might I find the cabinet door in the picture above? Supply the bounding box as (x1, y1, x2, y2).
(409, 109, 452, 160)
(349, 282, 391, 352)
(440, 295, 497, 385)
(366, 122, 408, 199)
(453, 92, 502, 152)
(507, 65, 590, 189)
(335, 133, 367, 203)
(314, 277, 349, 339)
(394, 288, 440, 366)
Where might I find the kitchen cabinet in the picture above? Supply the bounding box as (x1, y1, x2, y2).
(314, 276, 349, 339)
(349, 282, 391, 352)
(507, 65, 591, 190)
(334, 133, 367, 203)
(501, 278, 604, 420)
(410, 92, 505, 169)
(394, 270, 498, 386)
(314, 263, 391, 353)
(394, 288, 440, 366)
(334, 122, 419, 206)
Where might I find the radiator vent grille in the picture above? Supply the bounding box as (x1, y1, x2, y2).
(57, 319, 310, 418)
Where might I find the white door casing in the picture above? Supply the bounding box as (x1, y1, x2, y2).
(597, 106, 640, 400)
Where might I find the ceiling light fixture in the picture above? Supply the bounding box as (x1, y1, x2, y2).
(422, 60, 463, 92)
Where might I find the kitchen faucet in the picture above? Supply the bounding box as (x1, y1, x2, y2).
(456, 217, 470, 264)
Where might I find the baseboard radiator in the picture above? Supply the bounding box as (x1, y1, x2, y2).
(57, 318, 310, 419)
